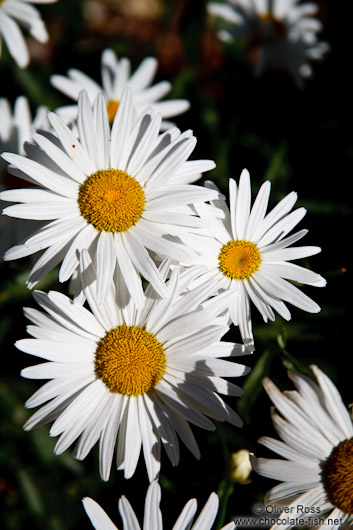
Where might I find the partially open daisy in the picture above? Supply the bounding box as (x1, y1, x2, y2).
(0, 96, 49, 253)
(0, 0, 57, 68)
(208, 0, 329, 87)
(180, 169, 325, 351)
(51, 48, 190, 130)
(0, 88, 217, 306)
(83, 480, 235, 529)
(18, 251, 248, 481)
(251, 366, 353, 530)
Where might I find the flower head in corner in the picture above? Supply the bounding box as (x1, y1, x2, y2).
(51, 48, 190, 129)
(208, 0, 329, 87)
(83, 480, 236, 529)
(1, 88, 216, 305)
(0, 0, 57, 68)
(251, 366, 353, 530)
(0, 95, 49, 254)
(180, 169, 325, 351)
(18, 250, 248, 482)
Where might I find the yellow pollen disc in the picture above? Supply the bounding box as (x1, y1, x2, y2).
(322, 438, 353, 514)
(78, 169, 145, 232)
(218, 240, 262, 280)
(95, 324, 166, 396)
(106, 99, 120, 123)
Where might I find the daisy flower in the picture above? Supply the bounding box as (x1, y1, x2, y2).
(51, 48, 190, 130)
(83, 480, 235, 529)
(18, 250, 248, 481)
(208, 0, 329, 87)
(0, 88, 217, 306)
(0, 0, 57, 68)
(251, 366, 353, 530)
(180, 169, 325, 351)
(0, 95, 49, 253)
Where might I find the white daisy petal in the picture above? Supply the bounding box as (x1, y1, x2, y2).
(172, 499, 197, 530)
(142, 480, 163, 530)
(84, 483, 235, 530)
(191, 492, 219, 530)
(83, 498, 118, 530)
(110, 88, 134, 170)
(119, 496, 142, 530)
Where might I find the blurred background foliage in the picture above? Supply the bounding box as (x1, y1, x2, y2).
(0, 0, 352, 528)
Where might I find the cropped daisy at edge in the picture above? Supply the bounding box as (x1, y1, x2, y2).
(83, 480, 235, 529)
(251, 366, 353, 530)
(0, 0, 57, 68)
(208, 0, 329, 87)
(51, 48, 190, 130)
(18, 250, 248, 482)
(0, 95, 49, 254)
(0, 88, 217, 306)
(180, 169, 325, 351)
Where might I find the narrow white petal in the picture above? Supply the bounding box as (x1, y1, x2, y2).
(48, 112, 96, 176)
(143, 481, 163, 530)
(96, 232, 116, 304)
(110, 88, 133, 170)
(172, 499, 197, 530)
(124, 397, 142, 479)
(118, 497, 141, 530)
(122, 232, 168, 299)
(235, 169, 251, 240)
(137, 396, 161, 482)
(115, 233, 145, 308)
(99, 394, 127, 482)
(82, 498, 118, 530)
(191, 493, 219, 530)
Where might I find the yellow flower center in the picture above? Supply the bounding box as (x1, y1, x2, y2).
(95, 324, 166, 396)
(218, 240, 262, 280)
(322, 438, 353, 514)
(78, 169, 145, 232)
(106, 99, 120, 123)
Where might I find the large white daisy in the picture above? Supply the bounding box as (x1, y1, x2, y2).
(0, 95, 49, 253)
(0, 88, 217, 305)
(0, 0, 57, 68)
(83, 480, 235, 530)
(51, 48, 190, 130)
(251, 366, 353, 530)
(180, 169, 325, 351)
(18, 250, 248, 482)
(208, 0, 329, 87)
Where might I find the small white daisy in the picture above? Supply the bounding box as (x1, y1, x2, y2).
(0, 0, 57, 68)
(18, 250, 248, 482)
(0, 88, 217, 306)
(251, 366, 353, 530)
(0, 95, 49, 253)
(51, 48, 190, 130)
(83, 480, 236, 530)
(180, 169, 325, 351)
(208, 0, 329, 87)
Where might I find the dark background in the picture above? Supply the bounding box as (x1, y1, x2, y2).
(1, 0, 352, 528)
